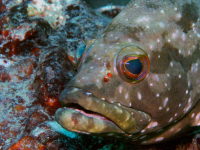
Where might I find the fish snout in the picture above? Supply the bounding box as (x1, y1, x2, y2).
(55, 87, 151, 135)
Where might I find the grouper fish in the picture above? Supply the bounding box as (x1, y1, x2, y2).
(55, 0, 200, 144)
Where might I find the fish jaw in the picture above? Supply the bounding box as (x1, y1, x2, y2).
(55, 87, 151, 135)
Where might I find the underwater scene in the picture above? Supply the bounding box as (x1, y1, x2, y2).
(0, 0, 200, 149)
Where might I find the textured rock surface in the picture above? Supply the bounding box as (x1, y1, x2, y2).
(0, 0, 199, 150)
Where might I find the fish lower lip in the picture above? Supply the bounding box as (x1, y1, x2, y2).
(55, 107, 125, 134)
(55, 87, 149, 134)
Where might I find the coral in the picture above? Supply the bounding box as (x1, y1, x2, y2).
(0, 22, 38, 57)
(27, 0, 72, 29)
(2, 0, 23, 10)
(34, 49, 76, 114)
(0, 0, 108, 149)
(8, 136, 45, 150)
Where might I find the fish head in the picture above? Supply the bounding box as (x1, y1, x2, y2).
(55, 0, 200, 144)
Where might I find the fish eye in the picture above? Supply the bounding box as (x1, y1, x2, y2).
(116, 46, 150, 83)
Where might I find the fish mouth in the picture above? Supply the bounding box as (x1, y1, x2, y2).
(55, 87, 151, 135)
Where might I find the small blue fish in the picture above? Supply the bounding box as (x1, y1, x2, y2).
(55, 0, 200, 144)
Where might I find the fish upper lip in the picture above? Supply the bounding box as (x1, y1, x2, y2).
(57, 86, 150, 134)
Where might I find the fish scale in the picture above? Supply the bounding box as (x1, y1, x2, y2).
(55, 0, 200, 144)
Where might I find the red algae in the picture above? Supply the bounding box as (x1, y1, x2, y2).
(26, 106, 51, 133)
(46, 97, 61, 108)
(8, 136, 45, 150)
(34, 49, 76, 114)
(0, 0, 107, 149)
(0, 24, 37, 57)
(0, 66, 11, 82)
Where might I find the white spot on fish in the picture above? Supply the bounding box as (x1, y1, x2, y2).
(185, 90, 189, 94)
(152, 74, 159, 81)
(170, 62, 174, 67)
(150, 83, 153, 86)
(125, 93, 129, 99)
(136, 16, 150, 23)
(155, 137, 164, 142)
(169, 118, 173, 122)
(188, 81, 191, 87)
(179, 103, 181, 107)
(176, 128, 181, 133)
(156, 94, 160, 97)
(141, 129, 145, 133)
(159, 106, 162, 110)
(119, 86, 122, 93)
(175, 113, 177, 116)
(86, 92, 92, 95)
(137, 92, 142, 100)
(188, 97, 191, 103)
(163, 97, 168, 107)
(149, 44, 154, 50)
(178, 74, 181, 78)
(195, 113, 200, 122)
(191, 113, 195, 118)
(166, 108, 169, 111)
(147, 121, 158, 128)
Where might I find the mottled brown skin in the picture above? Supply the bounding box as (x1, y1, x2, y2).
(56, 0, 200, 144)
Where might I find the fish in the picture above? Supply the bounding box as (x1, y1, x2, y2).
(55, 0, 200, 144)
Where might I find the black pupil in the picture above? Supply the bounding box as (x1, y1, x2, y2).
(125, 59, 143, 74)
